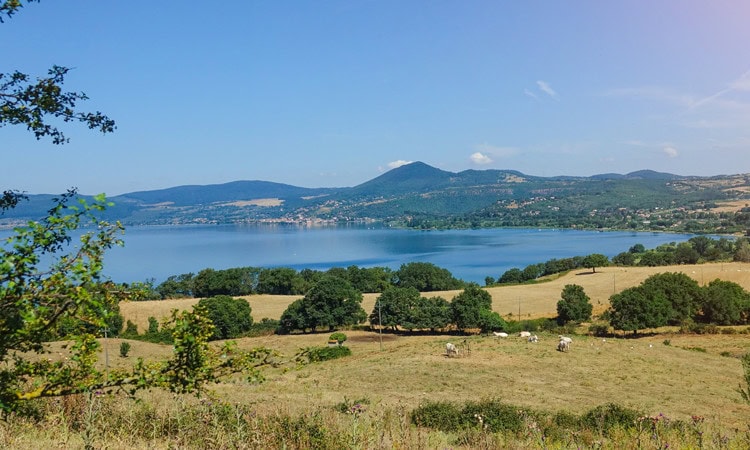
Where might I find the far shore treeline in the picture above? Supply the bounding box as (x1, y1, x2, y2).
(128, 235, 748, 300)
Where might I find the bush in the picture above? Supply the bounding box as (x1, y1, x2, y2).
(119, 341, 131, 358)
(462, 399, 524, 433)
(245, 318, 279, 337)
(333, 397, 369, 414)
(582, 403, 641, 435)
(123, 320, 138, 336)
(302, 346, 352, 363)
(411, 401, 464, 431)
(588, 323, 610, 337)
(410, 399, 524, 433)
(329, 332, 347, 344)
(197, 295, 253, 340)
(680, 320, 720, 335)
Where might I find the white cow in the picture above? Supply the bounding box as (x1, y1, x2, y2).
(557, 339, 570, 352)
(527, 335, 539, 343)
(519, 331, 531, 338)
(446, 342, 458, 356)
(558, 335, 573, 344)
(492, 331, 509, 338)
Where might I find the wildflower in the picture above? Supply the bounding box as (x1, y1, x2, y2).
(349, 403, 366, 415)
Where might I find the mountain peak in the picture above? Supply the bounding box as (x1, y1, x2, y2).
(353, 162, 454, 194)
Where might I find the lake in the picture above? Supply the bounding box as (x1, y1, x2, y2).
(77, 224, 701, 284)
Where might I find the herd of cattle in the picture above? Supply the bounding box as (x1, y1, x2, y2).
(445, 333, 573, 357)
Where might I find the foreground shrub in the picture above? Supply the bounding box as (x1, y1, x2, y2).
(740, 352, 750, 405)
(411, 399, 524, 433)
(462, 399, 524, 433)
(333, 396, 369, 415)
(2, 395, 749, 449)
(582, 403, 641, 435)
(410, 401, 464, 431)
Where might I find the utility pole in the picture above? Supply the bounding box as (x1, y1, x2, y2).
(518, 297, 521, 322)
(378, 300, 383, 351)
(613, 273, 616, 295)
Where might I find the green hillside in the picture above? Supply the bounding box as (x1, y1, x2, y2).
(3, 163, 750, 234)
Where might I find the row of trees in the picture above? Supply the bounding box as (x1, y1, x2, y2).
(606, 272, 750, 333)
(368, 284, 506, 333)
(152, 261, 465, 299)
(260, 270, 750, 336)
(492, 236, 750, 286)
(277, 280, 506, 335)
(548, 272, 749, 334)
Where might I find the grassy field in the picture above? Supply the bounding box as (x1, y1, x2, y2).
(12, 328, 748, 449)
(7, 261, 750, 448)
(111, 259, 750, 428)
(120, 261, 750, 331)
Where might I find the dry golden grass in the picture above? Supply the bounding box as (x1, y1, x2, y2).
(120, 262, 750, 330)
(132, 329, 749, 429)
(111, 262, 750, 433)
(710, 199, 750, 213)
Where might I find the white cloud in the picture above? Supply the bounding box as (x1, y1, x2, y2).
(730, 70, 750, 91)
(663, 146, 679, 158)
(470, 152, 493, 165)
(536, 80, 558, 99)
(524, 88, 540, 101)
(387, 160, 412, 169)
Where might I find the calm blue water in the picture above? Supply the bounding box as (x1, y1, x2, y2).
(69, 224, 700, 284)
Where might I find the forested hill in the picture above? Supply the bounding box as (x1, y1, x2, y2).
(3, 162, 750, 234)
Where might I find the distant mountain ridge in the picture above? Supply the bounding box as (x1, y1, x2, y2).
(118, 180, 335, 206)
(3, 162, 749, 234)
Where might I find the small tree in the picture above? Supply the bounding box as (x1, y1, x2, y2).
(394, 262, 464, 291)
(607, 287, 671, 335)
(451, 284, 493, 331)
(329, 332, 347, 346)
(641, 272, 702, 324)
(582, 254, 609, 273)
(197, 295, 254, 340)
(699, 280, 750, 325)
(556, 284, 593, 325)
(119, 342, 131, 358)
(478, 309, 507, 333)
(277, 276, 366, 333)
(370, 286, 420, 331)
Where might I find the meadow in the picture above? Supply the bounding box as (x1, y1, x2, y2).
(3, 262, 750, 449)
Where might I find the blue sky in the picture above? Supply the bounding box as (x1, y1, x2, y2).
(3, 1, 750, 195)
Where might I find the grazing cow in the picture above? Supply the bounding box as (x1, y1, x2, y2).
(446, 342, 458, 356)
(527, 335, 539, 343)
(557, 339, 570, 352)
(519, 331, 531, 338)
(492, 331, 509, 338)
(558, 335, 573, 344)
